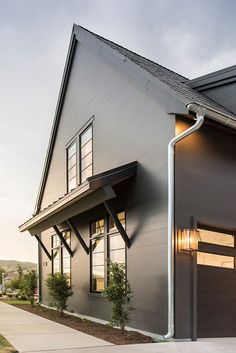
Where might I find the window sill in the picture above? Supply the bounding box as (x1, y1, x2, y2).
(88, 292, 106, 299)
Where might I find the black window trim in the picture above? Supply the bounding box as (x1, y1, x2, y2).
(90, 210, 127, 294)
(51, 230, 72, 283)
(197, 221, 236, 269)
(65, 117, 94, 193)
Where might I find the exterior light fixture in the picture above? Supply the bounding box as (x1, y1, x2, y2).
(178, 229, 200, 252)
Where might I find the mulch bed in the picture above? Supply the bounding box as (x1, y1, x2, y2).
(13, 304, 155, 345)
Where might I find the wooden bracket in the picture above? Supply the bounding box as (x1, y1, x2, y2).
(67, 219, 89, 255)
(104, 200, 130, 248)
(53, 225, 74, 257)
(34, 234, 52, 261)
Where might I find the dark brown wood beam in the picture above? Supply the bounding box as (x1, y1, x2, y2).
(103, 200, 130, 248)
(53, 225, 74, 257)
(34, 234, 52, 261)
(199, 242, 236, 257)
(67, 219, 89, 255)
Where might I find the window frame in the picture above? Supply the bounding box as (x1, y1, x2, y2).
(66, 140, 77, 193)
(51, 230, 72, 283)
(90, 218, 105, 293)
(66, 120, 94, 193)
(79, 124, 93, 184)
(90, 210, 127, 294)
(197, 223, 236, 269)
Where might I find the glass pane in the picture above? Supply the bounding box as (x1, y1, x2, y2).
(68, 176, 76, 191)
(199, 229, 234, 247)
(81, 152, 92, 171)
(92, 238, 104, 253)
(68, 165, 76, 180)
(110, 249, 125, 264)
(197, 252, 234, 268)
(68, 153, 76, 170)
(92, 252, 104, 266)
(63, 257, 70, 269)
(81, 140, 92, 158)
(81, 165, 92, 183)
(81, 127, 92, 147)
(63, 231, 71, 245)
(91, 219, 104, 237)
(92, 266, 104, 291)
(53, 235, 60, 248)
(68, 142, 76, 158)
(110, 234, 125, 250)
(53, 250, 60, 273)
(109, 211, 126, 232)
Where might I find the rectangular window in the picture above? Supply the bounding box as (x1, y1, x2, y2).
(52, 235, 61, 274)
(52, 231, 71, 283)
(80, 126, 93, 183)
(197, 252, 234, 269)
(108, 211, 126, 265)
(67, 141, 77, 192)
(90, 211, 126, 293)
(197, 228, 235, 269)
(91, 219, 105, 292)
(199, 229, 234, 247)
(66, 122, 93, 193)
(62, 230, 71, 284)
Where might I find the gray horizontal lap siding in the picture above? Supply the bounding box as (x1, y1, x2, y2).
(175, 117, 236, 338)
(39, 42, 175, 334)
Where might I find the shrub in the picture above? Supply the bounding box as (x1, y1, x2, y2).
(102, 261, 134, 333)
(46, 273, 73, 316)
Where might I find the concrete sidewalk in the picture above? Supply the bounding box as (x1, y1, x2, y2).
(1, 301, 236, 353)
(0, 301, 112, 352)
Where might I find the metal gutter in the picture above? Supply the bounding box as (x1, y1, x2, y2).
(163, 105, 206, 340)
(187, 102, 236, 129)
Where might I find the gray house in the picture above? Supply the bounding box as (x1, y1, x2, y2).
(20, 24, 236, 340)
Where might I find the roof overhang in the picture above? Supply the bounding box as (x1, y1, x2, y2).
(19, 161, 137, 235)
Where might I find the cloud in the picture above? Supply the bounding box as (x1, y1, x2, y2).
(0, 0, 235, 262)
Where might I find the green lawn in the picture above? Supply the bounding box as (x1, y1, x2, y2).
(0, 334, 18, 353)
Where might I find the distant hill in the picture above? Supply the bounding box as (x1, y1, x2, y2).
(0, 260, 37, 270)
(0, 260, 37, 281)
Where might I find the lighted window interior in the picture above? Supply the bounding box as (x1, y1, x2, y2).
(199, 229, 234, 247)
(197, 252, 234, 269)
(91, 219, 105, 292)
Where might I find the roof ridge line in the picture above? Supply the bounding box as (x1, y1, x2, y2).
(76, 24, 189, 82)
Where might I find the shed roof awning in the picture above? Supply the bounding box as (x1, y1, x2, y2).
(19, 161, 137, 235)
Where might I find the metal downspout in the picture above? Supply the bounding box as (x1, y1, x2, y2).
(163, 106, 205, 340)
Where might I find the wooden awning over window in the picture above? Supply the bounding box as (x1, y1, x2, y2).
(19, 161, 137, 236)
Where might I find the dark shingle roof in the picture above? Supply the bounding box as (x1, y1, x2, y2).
(80, 27, 236, 119)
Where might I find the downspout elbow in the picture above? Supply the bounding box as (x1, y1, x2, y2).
(163, 104, 205, 341)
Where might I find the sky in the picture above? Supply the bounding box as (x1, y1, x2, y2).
(0, 0, 235, 263)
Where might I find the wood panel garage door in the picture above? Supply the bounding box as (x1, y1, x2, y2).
(197, 227, 236, 338)
(198, 264, 236, 337)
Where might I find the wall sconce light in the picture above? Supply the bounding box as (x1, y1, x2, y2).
(178, 229, 200, 252)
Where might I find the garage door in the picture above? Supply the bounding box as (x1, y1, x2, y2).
(197, 228, 236, 338)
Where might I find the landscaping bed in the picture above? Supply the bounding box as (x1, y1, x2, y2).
(12, 303, 155, 345)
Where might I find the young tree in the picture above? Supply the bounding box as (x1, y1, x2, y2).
(10, 278, 21, 291)
(22, 270, 37, 305)
(0, 267, 6, 285)
(16, 264, 23, 280)
(46, 273, 73, 316)
(102, 261, 134, 333)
